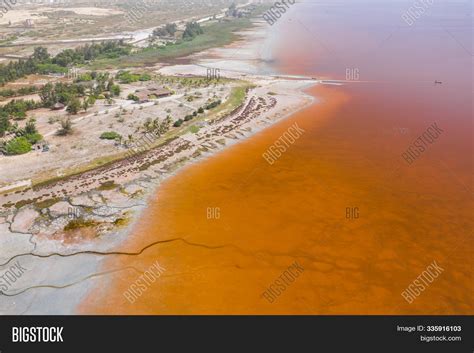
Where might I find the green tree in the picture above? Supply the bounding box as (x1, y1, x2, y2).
(39, 83, 55, 108)
(25, 118, 37, 135)
(183, 22, 204, 40)
(173, 119, 184, 127)
(127, 93, 139, 101)
(165, 23, 177, 36)
(87, 96, 96, 106)
(32, 47, 50, 62)
(0, 112, 10, 137)
(111, 85, 121, 96)
(66, 97, 81, 114)
(57, 118, 73, 136)
(82, 100, 90, 112)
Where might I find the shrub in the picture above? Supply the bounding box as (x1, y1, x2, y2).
(25, 133, 43, 144)
(25, 118, 38, 135)
(66, 97, 81, 114)
(64, 218, 98, 231)
(184, 115, 193, 121)
(57, 118, 73, 136)
(139, 73, 151, 81)
(127, 94, 139, 102)
(205, 100, 222, 110)
(183, 21, 203, 40)
(100, 131, 122, 140)
(0, 113, 10, 137)
(111, 85, 121, 96)
(5, 137, 32, 155)
(173, 119, 184, 127)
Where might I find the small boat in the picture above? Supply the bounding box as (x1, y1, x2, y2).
(434, 80, 443, 85)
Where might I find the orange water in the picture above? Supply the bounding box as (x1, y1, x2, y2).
(81, 1, 472, 314)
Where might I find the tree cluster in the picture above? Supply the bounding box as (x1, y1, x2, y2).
(183, 22, 204, 40)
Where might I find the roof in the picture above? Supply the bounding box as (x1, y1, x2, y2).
(135, 92, 150, 101)
(53, 102, 65, 109)
(146, 86, 172, 95)
(136, 87, 172, 100)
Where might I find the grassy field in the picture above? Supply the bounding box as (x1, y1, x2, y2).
(88, 18, 255, 69)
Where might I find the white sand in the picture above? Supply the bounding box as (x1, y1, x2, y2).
(0, 7, 123, 25)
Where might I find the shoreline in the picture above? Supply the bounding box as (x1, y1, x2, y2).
(0, 22, 320, 314)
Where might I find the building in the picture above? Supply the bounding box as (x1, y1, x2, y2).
(135, 87, 172, 103)
(148, 87, 172, 98)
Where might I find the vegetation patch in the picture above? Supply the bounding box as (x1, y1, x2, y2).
(89, 18, 255, 69)
(98, 180, 118, 191)
(35, 197, 62, 210)
(113, 217, 130, 227)
(100, 131, 122, 140)
(4, 137, 32, 155)
(189, 125, 200, 134)
(64, 218, 98, 231)
(14, 199, 34, 209)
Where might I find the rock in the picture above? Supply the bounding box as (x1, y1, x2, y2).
(91, 194, 104, 204)
(0, 223, 35, 264)
(11, 208, 39, 233)
(100, 190, 131, 208)
(92, 206, 119, 217)
(124, 184, 143, 195)
(48, 201, 72, 218)
(71, 195, 96, 207)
